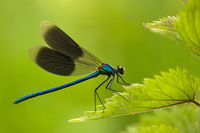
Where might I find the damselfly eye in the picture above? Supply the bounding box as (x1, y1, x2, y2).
(117, 66, 124, 75)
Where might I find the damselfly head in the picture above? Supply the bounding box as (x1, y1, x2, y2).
(117, 65, 125, 75)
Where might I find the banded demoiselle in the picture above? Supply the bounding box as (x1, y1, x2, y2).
(14, 21, 129, 110)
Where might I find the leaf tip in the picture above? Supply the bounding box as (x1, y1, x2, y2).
(68, 117, 86, 122)
(143, 22, 150, 29)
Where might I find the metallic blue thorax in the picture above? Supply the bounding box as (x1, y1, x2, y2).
(100, 64, 116, 75)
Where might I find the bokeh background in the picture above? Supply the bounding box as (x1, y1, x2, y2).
(1, 0, 199, 133)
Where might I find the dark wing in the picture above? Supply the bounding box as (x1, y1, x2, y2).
(29, 21, 102, 76)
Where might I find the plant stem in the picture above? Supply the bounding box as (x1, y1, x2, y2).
(193, 100, 200, 107)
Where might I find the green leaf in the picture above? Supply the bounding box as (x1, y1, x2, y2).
(143, 16, 188, 49)
(143, 16, 179, 40)
(122, 104, 200, 133)
(143, 16, 177, 31)
(183, 0, 189, 4)
(68, 67, 199, 122)
(121, 124, 181, 133)
(144, 0, 200, 58)
(140, 104, 200, 133)
(174, 0, 200, 57)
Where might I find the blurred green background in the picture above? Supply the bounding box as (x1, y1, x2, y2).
(1, 0, 199, 133)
